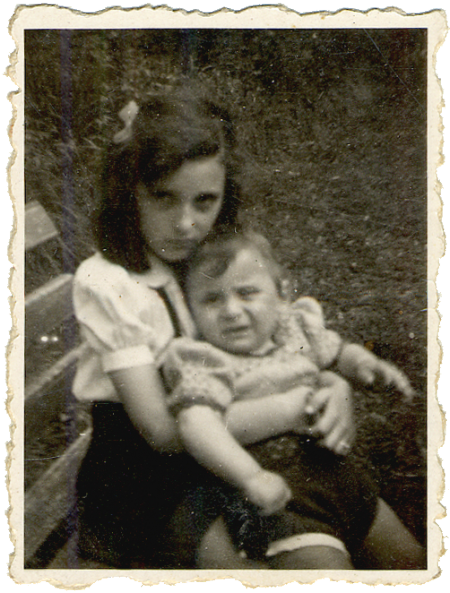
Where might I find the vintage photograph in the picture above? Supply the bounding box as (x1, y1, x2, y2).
(8, 5, 445, 587)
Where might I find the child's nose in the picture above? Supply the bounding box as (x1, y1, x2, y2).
(222, 296, 242, 319)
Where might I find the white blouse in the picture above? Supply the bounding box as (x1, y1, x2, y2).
(72, 252, 196, 402)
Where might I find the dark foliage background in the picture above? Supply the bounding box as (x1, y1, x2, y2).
(25, 29, 427, 545)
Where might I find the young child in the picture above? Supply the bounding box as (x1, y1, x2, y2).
(163, 230, 423, 568)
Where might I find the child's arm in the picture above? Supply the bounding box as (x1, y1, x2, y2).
(178, 404, 292, 516)
(337, 343, 414, 399)
(291, 297, 413, 399)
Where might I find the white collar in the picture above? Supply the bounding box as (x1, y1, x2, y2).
(138, 254, 197, 339)
(250, 338, 278, 357)
(136, 254, 179, 290)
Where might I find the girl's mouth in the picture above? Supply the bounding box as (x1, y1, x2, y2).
(157, 239, 198, 261)
(165, 239, 197, 252)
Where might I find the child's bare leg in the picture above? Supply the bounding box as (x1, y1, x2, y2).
(359, 498, 425, 569)
(268, 546, 353, 569)
(197, 516, 266, 569)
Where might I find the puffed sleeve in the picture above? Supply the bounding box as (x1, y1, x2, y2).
(73, 254, 175, 373)
(163, 338, 235, 416)
(290, 297, 343, 369)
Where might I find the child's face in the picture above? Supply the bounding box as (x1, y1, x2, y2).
(188, 247, 282, 354)
(136, 154, 225, 262)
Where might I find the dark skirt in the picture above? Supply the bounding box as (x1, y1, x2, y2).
(75, 402, 223, 568)
(75, 405, 378, 567)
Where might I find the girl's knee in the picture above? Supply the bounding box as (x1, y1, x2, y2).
(361, 498, 426, 569)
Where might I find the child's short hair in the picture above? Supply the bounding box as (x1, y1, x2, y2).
(187, 230, 288, 298)
(95, 84, 240, 272)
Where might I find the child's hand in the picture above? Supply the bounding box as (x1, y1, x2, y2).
(339, 343, 414, 400)
(303, 372, 355, 456)
(243, 471, 292, 516)
(359, 358, 414, 399)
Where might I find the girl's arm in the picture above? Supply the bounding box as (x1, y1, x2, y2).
(231, 371, 356, 456)
(110, 363, 356, 457)
(109, 366, 313, 453)
(225, 386, 313, 446)
(304, 371, 355, 453)
(178, 404, 291, 515)
(109, 364, 183, 453)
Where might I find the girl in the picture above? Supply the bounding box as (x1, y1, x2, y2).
(163, 230, 425, 569)
(72, 88, 354, 569)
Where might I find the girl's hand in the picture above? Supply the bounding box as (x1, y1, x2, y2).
(339, 343, 414, 400)
(243, 471, 292, 516)
(303, 372, 355, 456)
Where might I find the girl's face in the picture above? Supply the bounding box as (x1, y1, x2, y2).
(188, 247, 282, 355)
(136, 154, 225, 262)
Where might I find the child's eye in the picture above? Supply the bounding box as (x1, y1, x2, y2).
(200, 293, 222, 305)
(238, 288, 259, 299)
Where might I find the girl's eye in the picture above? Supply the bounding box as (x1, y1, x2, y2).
(195, 194, 220, 211)
(151, 192, 177, 209)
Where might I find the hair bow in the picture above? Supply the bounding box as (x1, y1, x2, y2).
(113, 100, 139, 143)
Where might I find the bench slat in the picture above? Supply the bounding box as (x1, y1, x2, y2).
(25, 342, 88, 401)
(24, 429, 92, 564)
(25, 201, 59, 251)
(25, 274, 74, 350)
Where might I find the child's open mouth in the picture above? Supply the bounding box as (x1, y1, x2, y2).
(222, 326, 251, 338)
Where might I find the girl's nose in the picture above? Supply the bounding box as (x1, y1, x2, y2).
(176, 206, 196, 235)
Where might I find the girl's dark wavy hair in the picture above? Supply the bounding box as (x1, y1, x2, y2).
(95, 87, 240, 272)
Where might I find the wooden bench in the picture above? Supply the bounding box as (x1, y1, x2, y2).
(24, 201, 92, 568)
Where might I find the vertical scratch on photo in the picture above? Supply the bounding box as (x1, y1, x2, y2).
(363, 28, 424, 110)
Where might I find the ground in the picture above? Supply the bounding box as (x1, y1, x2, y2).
(25, 29, 428, 549)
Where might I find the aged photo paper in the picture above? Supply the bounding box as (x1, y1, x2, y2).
(5, 3, 448, 588)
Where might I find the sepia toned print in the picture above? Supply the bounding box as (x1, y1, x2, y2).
(8, 5, 445, 586)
